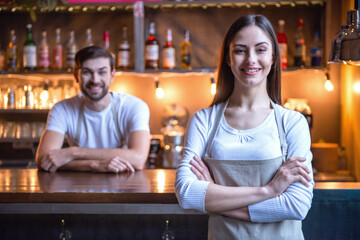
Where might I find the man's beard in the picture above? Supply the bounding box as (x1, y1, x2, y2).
(81, 83, 109, 101)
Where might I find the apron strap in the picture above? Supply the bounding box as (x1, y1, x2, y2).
(205, 101, 228, 158)
(74, 98, 84, 146)
(74, 92, 122, 147)
(110, 92, 122, 141)
(270, 100, 288, 162)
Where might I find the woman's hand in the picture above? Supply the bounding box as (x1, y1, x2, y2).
(265, 157, 311, 197)
(190, 155, 214, 183)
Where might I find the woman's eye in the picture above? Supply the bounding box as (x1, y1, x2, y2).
(257, 48, 267, 53)
(234, 49, 245, 54)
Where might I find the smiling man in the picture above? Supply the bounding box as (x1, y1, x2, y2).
(36, 46, 150, 173)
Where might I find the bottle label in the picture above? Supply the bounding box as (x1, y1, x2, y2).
(117, 50, 130, 67)
(145, 45, 159, 61)
(295, 39, 305, 57)
(53, 46, 63, 69)
(39, 45, 50, 68)
(181, 53, 191, 66)
(278, 43, 287, 68)
(310, 47, 322, 67)
(23, 46, 37, 68)
(163, 48, 175, 69)
(7, 58, 17, 70)
(66, 46, 77, 67)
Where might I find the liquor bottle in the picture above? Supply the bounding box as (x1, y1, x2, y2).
(181, 30, 191, 70)
(23, 24, 37, 71)
(117, 25, 131, 70)
(0, 43, 5, 72)
(145, 22, 159, 70)
(310, 32, 322, 67)
(6, 30, 18, 72)
(52, 28, 63, 71)
(277, 20, 288, 69)
(294, 18, 306, 67)
(163, 29, 175, 70)
(103, 30, 111, 51)
(39, 31, 50, 71)
(66, 30, 77, 72)
(84, 28, 94, 47)
(103, 30, 115, 58)
(7, 87, 15, 109)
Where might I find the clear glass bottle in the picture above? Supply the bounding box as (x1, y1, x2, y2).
(52, 28, 63, 71)
(161, 220, 175, 240)
(59, 218, 72, 240)
(145, 22, 159, 70)
(117, 25, 131, 70)
(66, 30, 77, 72)
(23, 24, 37, 71)
(24, 84, 34, 109)
(6, 30, 19, 72)
(7, 87, 15, 109)
(310, 32, 322, 67)
(163, 29, 175, 70)
(181, 30, 191, 70)
(39, 31, 50, 72)
(84, 28, 94, 47)
(294, 18, 306, 67)
(277, 20, 288, 69)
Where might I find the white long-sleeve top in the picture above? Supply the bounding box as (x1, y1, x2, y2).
(175, 103, 314, 222)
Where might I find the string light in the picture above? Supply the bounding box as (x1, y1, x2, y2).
(324, 72, 334, 92)
(155, 77, 165, 99)
(210, 75, 216, 95)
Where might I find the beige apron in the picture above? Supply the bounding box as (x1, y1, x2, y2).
(72, 92, 123, 147)
(204, 100, 304, 240)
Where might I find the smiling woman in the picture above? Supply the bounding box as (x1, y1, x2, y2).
(175, 14, 313, 240)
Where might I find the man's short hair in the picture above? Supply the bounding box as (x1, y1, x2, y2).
(74, 46, 115, 71)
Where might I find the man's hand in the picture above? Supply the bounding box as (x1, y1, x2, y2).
(41, 147, 75, 172)
(91, 156, 135, 173)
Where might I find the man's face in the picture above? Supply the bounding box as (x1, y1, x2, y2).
(76, 57, 115, 101)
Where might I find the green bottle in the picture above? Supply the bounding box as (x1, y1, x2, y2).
(23, 24, 37, 71)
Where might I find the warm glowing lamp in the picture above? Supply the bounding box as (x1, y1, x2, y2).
(155, 77, 165, 99)
(354, 81, 360, 93)
(324, 73, 334, 92)
(210, 76, 216, 95)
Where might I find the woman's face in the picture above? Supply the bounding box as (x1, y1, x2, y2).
(228, 24, 273, 89)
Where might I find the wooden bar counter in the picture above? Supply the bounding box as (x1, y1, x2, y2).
(0, 169, 202, 215)
(0, 169, 360, 239)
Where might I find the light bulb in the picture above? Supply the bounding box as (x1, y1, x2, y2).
(156, 87, 165, 99)
(324, 80, 334, 92)
(211, 83, 216, 95)
(354, 82, 360, 93)
(210, 76, 216, 95)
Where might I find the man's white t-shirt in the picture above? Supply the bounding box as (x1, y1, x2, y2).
(46, 92, 150, 149)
